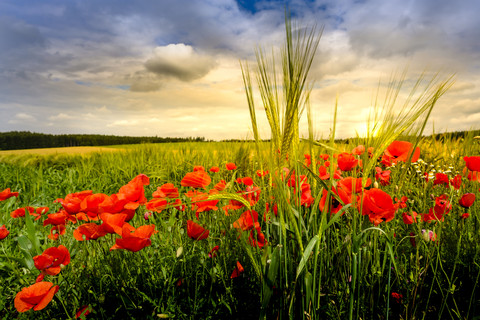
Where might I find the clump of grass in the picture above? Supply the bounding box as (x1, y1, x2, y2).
(241, 10, 457, 320)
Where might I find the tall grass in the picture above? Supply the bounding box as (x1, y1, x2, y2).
(241, 13, 457, 319)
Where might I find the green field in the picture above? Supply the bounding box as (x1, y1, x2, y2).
(0, 137, 479, 319)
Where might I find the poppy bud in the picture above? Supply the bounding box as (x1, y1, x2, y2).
(176, 246, 183, 258)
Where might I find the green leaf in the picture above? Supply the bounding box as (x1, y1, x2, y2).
(24, 210, 41, 255)
(296, 235, 318, 279)
(16, 235, 35, 270)
(260, 246, 281, 319)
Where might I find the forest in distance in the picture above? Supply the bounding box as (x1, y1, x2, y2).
(0, 130, 479, 151)
(0, 131, 206, 150)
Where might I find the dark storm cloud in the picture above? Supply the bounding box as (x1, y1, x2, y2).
(144, 44, 216, 82)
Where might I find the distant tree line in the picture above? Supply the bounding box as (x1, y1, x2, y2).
(0, 131, 206, 150)
(329, 130, 480, 145)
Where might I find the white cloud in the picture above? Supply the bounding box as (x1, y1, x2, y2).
(107, 120, 139, 127)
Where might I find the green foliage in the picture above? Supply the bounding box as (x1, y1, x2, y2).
(0, 131, 206, 150)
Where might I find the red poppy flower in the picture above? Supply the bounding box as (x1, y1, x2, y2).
(15, 281, 59, 312)
(375, 167, 391, 186)
(249, 227, 267, 248)
(265, 202, 278, 220)
(34, 245, 70, 276)
(194, 197, 219, 217)
(116, 174, 149, 210)
(391, 292, 403, 304)
(367, 147, 374, 158)
(319, 154, 329, 161)
(304, 154, 312, 167)
(187, 220, 209, 240)
(73, 223, 107, 241)
(97, 194, 135, 221)
(256, 170, 269, 177)
(433, 172, 449, 187)
(223, 201, 244, 215)
(208, 245, 220, 258)
(55, 190, 93, 215)
(172, 198, 186, 211)
(237, 176, 254, 186)
(11, 206, 48, 220)
(75, 305, 91, 319)
(0, 224, 9, 240)
(185, 190, 218, 217)
(423, 194, 452, 222)
(352, 145, 365, 155)
(209, 166, 220, 173)
(338, 177, 371, 194)
(240, 186, 261, 207)
(48, 225, 66, 240)
(300, 183, 314, 207)
(193, 165, 205, 172)
(10, 207, 30, 218)
(319, 186, 351, 215)
(146, 198, 168, 213)
(459, 193, 475, 208)
(395, 196, 408, 209)
(409, 232, 417, 247)
(230, 261, 244, 278)
(434, 194, 452, 215)
(214, 180, 227, 191)
(466, 170, 480, 182)
(361, 188, 397, 226)
(402, 211, 418, 224)
(110, 223, 157, 252)
(43, 210, 76, 227)
(337, 152, 358, 171)
(155, 183, 179, 199)
(318, 164, 342, 180)
(226, 162, 237, 170)
(3, 189, 18, 202)
(450, 174, 462, 189)
(181, 170, 211, 189)
(79, 193, 109, 219)
(99, 213, 128, 235)
(233, 210, 259, 231)
(383, 140, 420, 164)
(464, 156, 480, 171)
(0, 188, 19, 201)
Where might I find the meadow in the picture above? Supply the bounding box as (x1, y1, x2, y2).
(1, 135, 480, 319)
(2, 16, 480, 320)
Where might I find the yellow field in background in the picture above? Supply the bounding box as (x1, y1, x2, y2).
(0, 146, 124, 156)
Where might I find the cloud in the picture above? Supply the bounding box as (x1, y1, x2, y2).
(15, 112, 36, 120)
(7, 112, 37, 124)
(126, 71, 162, 92)
(48, 113, 74, 121)
(107, 120, 139, 127)
(0, 16, 46, 53)
(144, 44, 216, 81)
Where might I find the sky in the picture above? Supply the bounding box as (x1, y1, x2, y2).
(0, 0, 479, 140)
